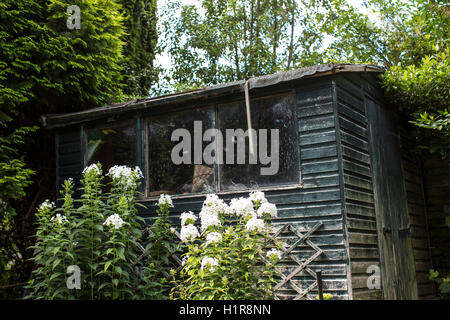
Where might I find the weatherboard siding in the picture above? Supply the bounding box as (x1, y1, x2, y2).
(335, 74, 382, 300)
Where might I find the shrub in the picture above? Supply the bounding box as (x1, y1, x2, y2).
(25, 163, 152, 299)
(172, 191, 281, 300)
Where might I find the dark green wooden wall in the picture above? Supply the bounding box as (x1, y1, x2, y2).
(423, 154, 450, 278)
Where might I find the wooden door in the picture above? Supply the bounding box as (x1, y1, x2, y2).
(366, 98, 418, 299)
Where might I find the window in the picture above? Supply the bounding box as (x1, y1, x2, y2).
(218, 93, 299, 191)
(84, 92, 299, 197)
(147, 108, 216, 196)
(86, 121, 138, 174)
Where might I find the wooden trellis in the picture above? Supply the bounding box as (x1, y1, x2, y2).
(263, 222, 324, 300)
(132, 222, 324, 300)
(131, 227, 185, 279)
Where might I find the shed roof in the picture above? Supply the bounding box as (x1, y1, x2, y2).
(43, 63, 384, 129)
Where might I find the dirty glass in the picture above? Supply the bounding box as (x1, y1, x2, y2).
(147, 107, 216, 196)
(218, 93, 299, 191)
(86, 121, 138, 174)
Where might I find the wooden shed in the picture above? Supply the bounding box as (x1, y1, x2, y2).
(43, 63, 435, 300)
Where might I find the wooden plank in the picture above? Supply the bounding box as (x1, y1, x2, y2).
(301, 159, 339, 174)
(299, 115, 335, 132)
(344, 174, 373, 191)
(352, 289, 383, 300)
(340, 131, 369, 152)
(347, 218, 377, 232)
(296, 102, 333, 117)
(342, 160, 371, 179)
(342, 145, 370, 165)
(348, 232, 378, 245)
(303, 174, 340, 189)
(339, 117, 367, 138)
(299, 130, 336, 146)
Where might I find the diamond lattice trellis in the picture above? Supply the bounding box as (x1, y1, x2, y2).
(132, 222, 324, 300)
(263, 222, 324, 300)
(131, 226, 184, 279)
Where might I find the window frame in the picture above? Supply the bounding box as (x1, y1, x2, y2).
(142, 90, 301, 199)
(82, 90, 302, 200)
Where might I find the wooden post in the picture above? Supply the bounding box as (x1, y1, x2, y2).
(244, 79, 255, 157)
(316, 270, 323, 300)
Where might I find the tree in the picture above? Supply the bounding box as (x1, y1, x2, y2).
(0, 0, 127, 297)
(316, 0, 449, 156)
(159, 0, 327, 92)
(119, 0, 158, 97)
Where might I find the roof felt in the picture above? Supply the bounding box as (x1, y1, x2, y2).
(43, 63, 384, 128)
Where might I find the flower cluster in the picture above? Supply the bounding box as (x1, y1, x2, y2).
(201, 256, 219, 272)
(103, 214, 125, 230)
(205, 232, 222, 245)
(229, 197, 255, 217)
(202, 194, 230, 215)
(50, 213, 68, 225)
(82, 163, 101, 176)
(249, 191, 268, 205)
(180, 211, 197, 226)
(245, 217, 266, 232)
(200, 213, 221, 232)
(266, 248, 282, 260)
(39, 200, 55, 211)
(257, 202, 278, 218)
(158, 194, 173, 208)
(107, 165, 143, 188)
(180, 224, 199, 242)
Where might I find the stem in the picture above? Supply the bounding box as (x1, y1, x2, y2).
(112, 229, 116, 300)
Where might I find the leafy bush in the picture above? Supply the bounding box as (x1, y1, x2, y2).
(172, 192, 281, 300)
(382, 48, 450, 157)
(26, 166, 280, 300)
(25, 163, 162, 299)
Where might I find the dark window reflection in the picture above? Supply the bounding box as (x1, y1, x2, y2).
(218, 93, 299, 191)
(148, 107, 215, 196)
(86, 121, 137, 174)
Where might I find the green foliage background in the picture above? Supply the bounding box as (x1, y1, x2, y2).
(0, 0, 157, 298)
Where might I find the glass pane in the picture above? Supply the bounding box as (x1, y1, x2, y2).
(218, 93, 299, 191)
(148, 107, 215, 196)
(86, 121, 137, 173)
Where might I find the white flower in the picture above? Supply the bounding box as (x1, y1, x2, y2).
(157, 194, 173, 207)
(107, 165, 143, 188)
(200, 213, 221, 232)
(134, 166, 144, 179)
(50, 213, 68, 224)
(201, 256, 219, 272)
(82, 163, 101, 176)
(180, 211, 197, 225)
(39, 200, 55, 211)
(249, 191, 268, 204)
(202, 194, 230, 215)
(245, 217, 266, 233)
(266, 248, 283, 260)
(180, 224, 199, 242)
(229, 197, 255, 217)
(181, 255, 190, 266)
(257, 202, 278, 218)
(170, 227, 176, 234)
(103, 214, 124, 230)
(205, 232, 222, 245)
